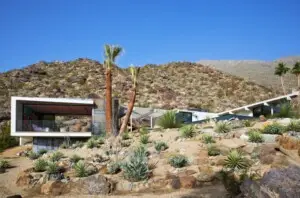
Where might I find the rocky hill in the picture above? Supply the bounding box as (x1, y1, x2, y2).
(198, 56, 300, 92)
(0, 59, 275, 122)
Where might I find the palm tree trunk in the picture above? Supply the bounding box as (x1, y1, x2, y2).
(119, 88, 137, 134)
(105, 69, 112, 135)
(281, 76, 286, 95)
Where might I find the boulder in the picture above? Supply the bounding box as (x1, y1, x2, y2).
(78, 174, 114, 195)
(218, 138, 246, 149)
(259, 115, 267, 122)
(16, 170, 33, 186)
(242, 144, 256, 154)
(240, 166, 300, 198)
(197, 166, 215, 182)
(70, 123, 82, 132)
(41, 181, 65, 196)
(179, 176, 196, 189)
(277, 118, 292, 126)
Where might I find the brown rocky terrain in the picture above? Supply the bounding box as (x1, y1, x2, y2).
(0, 59, 275, 122)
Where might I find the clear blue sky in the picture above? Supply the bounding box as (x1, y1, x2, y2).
(0, 0, 299, 72)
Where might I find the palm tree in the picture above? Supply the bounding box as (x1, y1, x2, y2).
(119, 66, 140, 134)
(291, 61, 300, 88)
(275, 62, 289, 94)
(103, 44, 123, 136)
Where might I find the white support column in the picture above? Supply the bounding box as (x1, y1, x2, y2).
(150, 117, 153, 129)
(130, 115, 133, 132)
(271, 107, 274, 116)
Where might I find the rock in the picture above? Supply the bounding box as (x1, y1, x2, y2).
(259, 115, 267, 122)
(240, 166, 300, 198)
(193, 150, 209, 165)
(41, 181, 65, 196)
(179, 176, 196, 189)
(115, 180, 134, 192)
(167, 176, 181, 189)
(0, 167, 5, 173)
(177, 169, 197, 177)
(218, 138, 246, 149)
(242, 144, 256, 154)
(277, 118, 291, 126)
(16, 170, 33, 186)
(276, 135, 300, 150)
(80, 174, 113, 195)
(197, 166, 215, 182)
(211, 155, 227, 166)
(70, 123, 82, 132)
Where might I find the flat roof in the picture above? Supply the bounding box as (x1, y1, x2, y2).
(11, 96, 94, 105)
(218, 91, 299, 115)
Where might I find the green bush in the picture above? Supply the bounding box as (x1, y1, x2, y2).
(86, 138, 98, 148)
(121, 146, 149, 181)
(154, 141, 168, 152)
(248, 131, 264, 143)
(74, 161, 89, 177)
(243, 120, 253, 127)
(224, 150, 249, 170)
(59, 141, 69, 149)
(169, 154, 188, 168)
(28, 151, 40, 160)
(122, 131, 130, 140)
(0, 159, 10, 169)
(0, 123, 18, 152)
(49, 151, 64, 162)
(71, 141, 84, 149)
(180, 125, 196, 138)
(262, 123, 285, 134)
(140, 134, 149, 144)
(158, 111, 182, 129)
(215, 121, 232, 133)
(286, 120, 300, 132)
(70, 154, 82, 164)
(46, 161, 59, 174)
(276, 102, 294, 118)
(207, 145, 220, 156)
(202, 134, 215, 144)
(33, 159, 48, 172)
(139, 127, 149, 135)
(38, 149, 48, 155)
(107, 161, 121, 174)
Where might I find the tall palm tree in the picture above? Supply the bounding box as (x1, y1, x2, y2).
(275, 62, 290, 94)
(291, 61, 300, 88)
(119, 66, 140, 134)
(103, 44, 122, 136)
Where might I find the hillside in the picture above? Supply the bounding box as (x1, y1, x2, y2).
(198, 56, 300, 92)
(0, 59, 275, 122)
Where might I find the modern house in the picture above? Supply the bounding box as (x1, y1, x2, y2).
(10, 96, 119, 151)
(218, 91, 300, 117)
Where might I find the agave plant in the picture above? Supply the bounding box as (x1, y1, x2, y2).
(46, 161, 59, 174)
(33, 159, 48, 172)
(215, 121, 232, 133)
(158, 111, 181, 129)
(180, 125, 196, 138)
(224, 150, 249, 170)
(169, 154, 188, 168)
(154, 141, 168, 152)
(49, 151, 64, 162)
(202, 134, 215, 144)
(140, 134, 149, 144)
(248, 130, 264, 143)
(0, 159, 10, 169)
(121, 146, 149, 181)
(207, 145, 220, 156)
(107, 161, 121, 174)
(74, 161, 89, 177)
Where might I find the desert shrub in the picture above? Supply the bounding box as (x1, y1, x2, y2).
(139, 127, 149, 135)
(202, 134, 215, 144)
(243, 120, 253, 127)
(262, 122, 285, 134)
(207, 145, 220, 156)
(140, 134, 149, 144)
(107, 161, 121, 174)
(0, 123, 18, 152)
(71, 141, 84, 149)
(70, 154, 82, 164)
(59, 141, 69, 149)
(86, 138, 98, 148)
(0, 159, 10, 169)
(121, 141, 131, 147)
(248, 131, 264, 143)
(158, 111, 181, 129)
(28, 151, 40, 160)
(169, 154, 188, 168)
(74, 161, 89, 177)
(276, 102, 294, 118)
(286, 120, 300, 132)
(49, 151, 64, 162)
(33, 159, 48, 172)
(154, 141, 168, 152)
(215, 121, 232, 133)
(38, 149, 48, 155)
(46, 162, 59, 174)
(224, 150, 249, 170)
(180, 125, 196, 138)
(94, 136, 105, 145)
(121, 146, 149, 181)
(122, 131, 130, 140)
